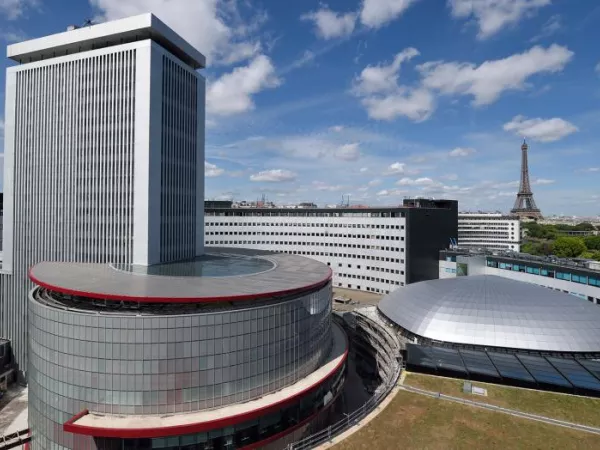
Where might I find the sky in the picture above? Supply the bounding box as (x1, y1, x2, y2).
(0, 0, 599, 216)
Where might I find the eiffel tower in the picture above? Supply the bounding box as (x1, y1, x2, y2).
(511, 140, 543, 220)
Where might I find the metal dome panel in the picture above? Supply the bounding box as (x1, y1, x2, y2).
(378, 275, 600, 353)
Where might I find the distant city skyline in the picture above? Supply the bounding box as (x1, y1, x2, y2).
(0, 1, 598, 215)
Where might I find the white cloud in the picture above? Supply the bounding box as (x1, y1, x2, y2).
(205, 161, 224, 177)
(448, 0, 552, 39)
(595, 62, 600, 74)
(250, 169, 297, 182)
(360, 0, 419, 29)
(301, 6, 356, 39)
(418, 44, 573, 106)
(335, 143, 361, 161)
(330, 125, 344, 132)
(582, 167, 600, 173)
(360, 88, 435, 122)
(360, 167, 369, 172)
(93, 1, 280, 118)
(368, 179, 382, 186)
(503, 115, 578, 142)
(353, 48, 419, 95)
(353, 48, 435, 121)
(376, 188, 408, 197)
(530, 14, 561, 42)
(207, 55, 281, 116)
(312, 181, 345, 191)
(396, 177, 435, 186)
(449, 147, 476, 157)
(384, 162, 406, 175)
(532, 178, 555, 185)
(0, 0, 37, 20)
(92, 0, 266, 65)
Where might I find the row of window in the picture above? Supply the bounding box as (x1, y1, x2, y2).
(337, 263, 404, 274)
(206, 231, 403, 240)
(337, 283, 392, 294)
(337, 272, 402, 286)
(206, 241, 404, 254)
(206, 221, 404, 229)
(207, 245, 403, 263)
(206, 211, 406, 218)
(488, 260, 600, 288)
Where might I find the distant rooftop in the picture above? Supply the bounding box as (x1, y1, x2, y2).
(443, 247, 600, 273)
(7, 13, 206, 69)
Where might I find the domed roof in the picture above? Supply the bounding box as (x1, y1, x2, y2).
(378, 275, 600, 353)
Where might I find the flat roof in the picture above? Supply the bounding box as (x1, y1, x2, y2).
(29, 248, 331, 303)
(64, 322, 347, 438)
(7, 13, 206, 69)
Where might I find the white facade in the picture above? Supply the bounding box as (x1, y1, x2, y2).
(0, 14, 205, 370)
(205, 211, 407, 295)
(458, 213, 520, 252)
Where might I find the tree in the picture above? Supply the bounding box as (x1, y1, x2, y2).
(574, 222, 595, 232)
(584, 235, 600, 251)
(552, 237, 586, 258)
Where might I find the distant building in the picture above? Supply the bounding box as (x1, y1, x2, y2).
(439, 248, 600, 304)
(458, 213, 521, 252)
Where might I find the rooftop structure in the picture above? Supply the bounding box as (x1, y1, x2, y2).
(378, 275, 600, 354)
(7, 13, 206, 69)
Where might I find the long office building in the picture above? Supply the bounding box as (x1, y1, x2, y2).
(457, 213, 520, 252)
(1, 13, 205, 374)
(439, 248, 600, 304)
(205, 199, 458, 295)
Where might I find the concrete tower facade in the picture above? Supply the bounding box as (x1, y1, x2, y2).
(1, 14, 206, 371)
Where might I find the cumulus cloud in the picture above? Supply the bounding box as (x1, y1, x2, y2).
(396, 177, 435, 186)
(353, 48, 435, 121)
(448, 0, 552, 39)
(335, 143, 361, 161)
(532, 178, 555, 185)
(301, 6, 356, 39)
(0, 0, 37, 20)
(93, 0, 280, 117)
(503, 115, 578, 142)
(250, 169, 297, 182)
(312, 181, 345, 191)
(384, 162, 407, 175)
(449, 147, 476, 157)
(205, 161, 224, 177)
(302, 0, 419, 39)
(207, 55, 281, 116)
(360, 0, 419, 29)
(418, 44, 573, 106)
(330, 125, 344, 132)
(376, 188, 408, 197)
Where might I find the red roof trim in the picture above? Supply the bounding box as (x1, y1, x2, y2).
(64, 337, 347, 438)
(29, 266, 332, 304)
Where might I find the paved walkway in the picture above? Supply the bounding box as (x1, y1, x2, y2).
(0, 386, 28, 436)
(401, 384, 600, 436)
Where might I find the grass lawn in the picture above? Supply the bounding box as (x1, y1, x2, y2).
(333, 388, 600, 450)
(404, 372, 600, 428)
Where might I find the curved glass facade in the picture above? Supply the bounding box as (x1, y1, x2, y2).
(28, 281, 332, 450)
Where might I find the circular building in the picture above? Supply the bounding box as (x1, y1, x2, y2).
(378, 274, 600, 355)
(27, 249, 347, 450)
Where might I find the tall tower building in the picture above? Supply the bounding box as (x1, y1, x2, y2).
(510, 140, 543, 220)
(1, 14, 206, 371)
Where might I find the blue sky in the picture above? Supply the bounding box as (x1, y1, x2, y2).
(0, 0, 599, 215)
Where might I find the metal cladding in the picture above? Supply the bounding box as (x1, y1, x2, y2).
(378, 275, 600, 353)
